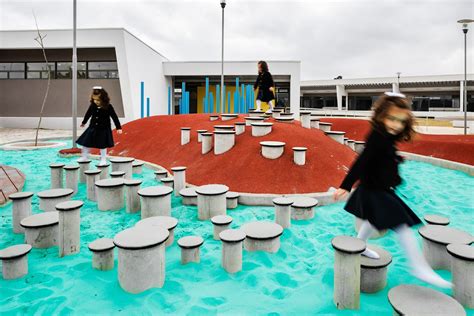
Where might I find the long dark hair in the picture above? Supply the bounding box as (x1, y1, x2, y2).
(258, 60, 269, 73)
(90, 88, 110, 108)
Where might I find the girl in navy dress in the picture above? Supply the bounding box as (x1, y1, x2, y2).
(254, 61, 275, 111)
(77, 87, 122, 165)
(333, 92, 451, 289)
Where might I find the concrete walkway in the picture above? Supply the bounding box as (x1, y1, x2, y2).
(0, 128, 83, 145)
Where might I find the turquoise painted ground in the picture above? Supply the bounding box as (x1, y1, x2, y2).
(1, 141, 473, 315)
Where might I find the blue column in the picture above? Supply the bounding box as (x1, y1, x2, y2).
(146, 97, 150, 117)
(216, 85, 220, 113)
(203, 97, 206, 113)
(205, 77, 209, 113)
(235, 77, 240, 113)
(241, 84, 245, 114)
(210, 92, 214, 113)
(168, 86, 171, 115)
(140, 81, 144, 118)
(181, 82, 186, 114)
(186, 91, 190, 114)
(227, 91, 231, 113)
(223, 84, 226, 113)
(178, 98, 182, 115)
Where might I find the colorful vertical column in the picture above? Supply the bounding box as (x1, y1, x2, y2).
(146, 97, 150, 117)
(140, 81, 145, 118)
(227, 92, 231, 113)
(205, 77, 210, 114)
(235, 77, 240, 113)
(241, 84, 245, 114)
(181, 82, 186, 114)
(210, 92, 214, 113)
(216, 85, 220, 114)
(222, 85, 226, 114)
(168, 86, 171, 115)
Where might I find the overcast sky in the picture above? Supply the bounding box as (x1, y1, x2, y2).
(1, 0, 472, 80)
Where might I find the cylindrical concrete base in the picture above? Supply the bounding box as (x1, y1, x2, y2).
(2, 256, 28, 280)
(50, 165, 64, 189)
(300, 114, 311, 129)
(275, 205, 291, 229)
(172, 168, 186, 197)
(291, 207, 314, 220)
(85, 171, 101, 202)
(181, 128, 191, 145)
(235, 124, 245, 135)
(58, 208, 81, 257)
(293, 148, 307, 165)
(11, 195, 32, 234)
(141, 195, 172, 218)
(64, 168, 79, 195)
(96, 164, 110, 180)
(244, 238, 280, 253)
(96, 185, 124, 211)
(78, 160, 91, 183)
(202, 133, 213, 154)
(334, 251, 361, 310)
(450, 252, 474, 308)
(181, 247, 201, 264)
(422, 239, 451, 270)
(361, 266, 388, 293)
(125, 183, 141, 214)
(214, 131, 236, 155)
(92, 250, 115, 271)
(197, 194, 227, 220)
(24, 225, 58, 248)
(222, 242, 243, 273)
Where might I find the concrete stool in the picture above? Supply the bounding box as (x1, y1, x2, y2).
(154, 169, 168, 180)
(221, 114, 238, 121)
(226, 191, 239, 209)
(110, 157, 134, 179)
(242, 221, 283, 253)
(291, 197, 318, 220)
(300, 111, 311, 129)
(260, 141, 285, 159)
(235, 122, 246, 135)
(210, 115, 219, 121)
(202, 132, 213, 154)
(84, 169, 101, 201)
(138, 186, 174, 218)
(219, 229, 246, 273)
(318, 122, 332, 132)
(49, 163, 65, 189)
(9, 191, 33, 234)
(110, 170, 126, 178)
(388, 284, 465, 316)
(360, 245, 392, 293)
(273, 197, 293, 229)
(310, 118, 320, 129)
(37, 188, 74, 212)
(214, 130, 236, 155)
(244, 116, 265, 126)
(214, 125, 234, 132)
(325, 131, 346, 144)
(113, 226, 169, 294)
(124, 179, 142, 213)
(178, 236, 204, 264)
(171, 166, 186, 197)
(77, 159, 91, 183)
(20, 211, 59, 248)
(63, 165, 80, 194)
(135, 215, 178, 247)
(251, 122, 273, 137)
(88, 238, 115, 271)
(132, 160, 144, 174)
(211, 215, 233, 240)
(197, 130, 207, 142)
(181, 127, 191, 145)
(95, 178, 125, 211)
(355, 217, 387, 239)
(96, 162, 110, 180)
(293, 147, 307, 165)
(418, 225, 473, 270)
(56, 200, 83, 257)
(161, 177, 174, 189)
(275, 117, 294, 123)
(279, 112, 294, 117)
(272, 109, 282, 118)
(347, 139, 355, 151)
(0, 244, 32, 280)
(447, 243, 474, 308)
(196, 184, 229, 220)
(179, 187, 197, 205)
(331, 235, 366, 310)
(249, 110, 265, 117)
(343, 137, 349, 146)
(424, 214, 450, 226)
(354, 141, 365, 154)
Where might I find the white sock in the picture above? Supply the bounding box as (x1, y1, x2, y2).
(395, 224, 452, 289)
(79, 147, 89, 161)
(268, 100, 274, 111)
(357, 220, 380, 259)
(100, 148, 107, 162)
(256, 100, 262, 111)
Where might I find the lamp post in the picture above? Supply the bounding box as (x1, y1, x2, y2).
(220, 0, 226, 114)
(457, 19, 473, 135)
(72, 0, 78, 147)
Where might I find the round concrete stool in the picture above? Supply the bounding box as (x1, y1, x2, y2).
(300, 111, 311, 129)
(318, 122, 332, 132)
(219, 229, 246, 274)
(113, 226, 169, 294)
(310, 118, 320, 129)
(171, 166, 186, 197)
(211, 215, 233, 240)
(272, 109, 282, 118)
(214, 130, 236, 155)
(124, 179, 142, 213)
(37, 188, 74, 212)
(95, 178, 125, 211)
(96, 162, 110, 180)
(161, 177, 174, 189)
(214, 125, 234, 132)
(244, 116, 265, 126)
(354, 141, 365, 154)
(418, 225, 473, 270)
(273, 197, 294, 229)
(84, 169, 101, 201)
(447, 243, 474, 308)
(388, 284, 465, 316)
(110, 157, 134, 179)
(0, 244, 32, 280)
(251, 122, 273, 137)
(154, 169, 168, 181)
(275, 117, 294, 123)
(49, 163, 65, 189)
(292, 147, 307, 165)
(179, 187, 197, 206)
(210, 115, 219, 121)
(354, 217, 388, 239)
(235, 122, 246, 135)
(221, 113, 238, 121)
(20, 211, 59, 248)
(110, 170, 126, 178)
(135, 215, 178, 247)
(201, 132, 213, 154)
(178, 236, 204, 264)
(347, 139, 356, 151)
(196, 184, 229, 220)
(325, 131, 346, 144)
(249, 110, 265, 118)
(9, 191, 33, 234)
(343, 137, 349, 146)
(260, 141, 285, 159)
(242, 221, 284, 253)
(360, 245, 392, 293)
(279, 112, 294, 117)
(77, 159, 91, 183)
(138, 186, 174, 218)
(226, 191, 239, 209)
(424, 214, 450, 226)
(181, 127, 191, 145)
(132, 160, 144, 174)
(56, 200, 83, 257)
(88, 238, 115, 271)
(291, 197, 318, 220)
(63, 165, 80, 194)
(197, 130, 207, 143)
(331, 235, 366, 310)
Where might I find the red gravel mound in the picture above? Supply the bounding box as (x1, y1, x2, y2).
(103, 114, 358, 194)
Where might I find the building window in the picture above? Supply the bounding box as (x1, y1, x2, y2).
(26, 62, 55, 79)
(87, 61, 119, 79)
(56, 62, 87, 79)
(0, 63, 25, 79)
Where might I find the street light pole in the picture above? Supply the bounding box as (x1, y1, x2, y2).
(396, 72, 401, 93)
(72, 0, 78, 147)
(458, 19, 473, 135)
(220, 0, 226, 114)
